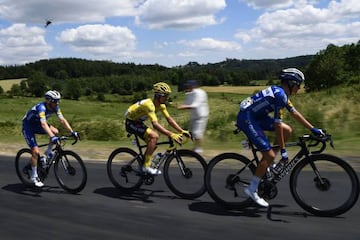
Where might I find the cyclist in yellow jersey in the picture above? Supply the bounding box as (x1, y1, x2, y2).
(125, 82, 190, 175)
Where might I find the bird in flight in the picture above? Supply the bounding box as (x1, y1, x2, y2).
(44, 19, 52, 28)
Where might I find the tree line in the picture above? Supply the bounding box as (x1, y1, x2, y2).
(0, 40, 359, 99)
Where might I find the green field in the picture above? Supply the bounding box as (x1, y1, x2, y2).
(0, 84, 359, 160)
(0, 79, 26, 91)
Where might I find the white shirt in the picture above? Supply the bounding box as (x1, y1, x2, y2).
(185, 88, 209, 119)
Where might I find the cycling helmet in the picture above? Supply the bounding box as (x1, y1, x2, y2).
(279, 68, 305, 88)
(153, 82, 172, 95)
(45, 90, 61, 102)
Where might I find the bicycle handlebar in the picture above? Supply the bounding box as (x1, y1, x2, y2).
(59, 135, 79, 145)
(299, 132, 334, 154)
(127, 132, 190, 148)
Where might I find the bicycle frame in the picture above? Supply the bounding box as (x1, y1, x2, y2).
(240, 130, 333, 184)
(37, 136, 78, 171)
(129, 133, 178, 169)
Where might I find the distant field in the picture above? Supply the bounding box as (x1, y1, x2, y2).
(202, 86, 264, 94)
(202, 85, 305, 94)
(0, 78, 26, 91)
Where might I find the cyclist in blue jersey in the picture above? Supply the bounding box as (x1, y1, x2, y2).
(22, 90, 79, 187)
(237, 68, 324, 207)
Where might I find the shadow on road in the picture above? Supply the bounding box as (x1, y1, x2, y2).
(93, 187, 183, 203)
(2, 183, 73, 196)
(188, 201, 323, 222)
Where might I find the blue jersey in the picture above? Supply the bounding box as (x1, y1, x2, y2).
(22, 102, 63, 128)
(239, 86, 296, 123)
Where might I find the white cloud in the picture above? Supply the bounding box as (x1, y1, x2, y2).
(234, 0, 360, 58)
(135, 0, 226, 29)
(179, 38, 241, 52)
(0, 24, 51, 64)
(57, 24, 136, 59)
(0, 0, 141, 24)
(240, 0, 293, 10)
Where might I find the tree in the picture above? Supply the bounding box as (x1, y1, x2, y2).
(305, 44, 345, 91)
(63, 79, 81, 100)
(27, 71, 48, 97)
(9, 84, 21, 96)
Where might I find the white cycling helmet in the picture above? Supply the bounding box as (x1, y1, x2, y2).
(279, 68, 305, 88)
(45, 90, 61, 102)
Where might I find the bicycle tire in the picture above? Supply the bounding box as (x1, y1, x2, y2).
(290, 154, 360, 217)
(205, 152, 256, 209)
(163, 149, 207, 199)
(107, 147, 143, 191)
(15, 148, 36, 187)
(54, 150, 87, 194)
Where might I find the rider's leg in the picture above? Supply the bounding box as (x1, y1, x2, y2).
(256, 150, 276, 177)
(244, 150, 275, 207)
(248, 149, 276, 192)
(144, 129, 159, 168)
(29, 146, 44, 187)
(273, 122, 292, 154)
(46, 125, 59, 156)
(30, 146, 40, 177)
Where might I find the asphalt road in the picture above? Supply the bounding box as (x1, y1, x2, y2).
(0, 155, 359, 240)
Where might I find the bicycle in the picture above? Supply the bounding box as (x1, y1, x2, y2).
(205, 128, 359, 217)
(107, 133, 207, 199)
(15, 135, 87, 194)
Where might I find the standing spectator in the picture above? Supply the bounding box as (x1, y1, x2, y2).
(178, 80, 209, 153)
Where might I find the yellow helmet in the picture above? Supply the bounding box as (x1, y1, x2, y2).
(153, 82, 172, 95)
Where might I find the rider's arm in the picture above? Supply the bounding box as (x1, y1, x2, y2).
(55, 107, 74, 133)
(41, 121, 56, 138)
(59, 117, 74, 133)
(290, 110, 314, 131)
(165, 115, 183, 133)
(152, 121, 173, 137)
(160, 104, 183, 133)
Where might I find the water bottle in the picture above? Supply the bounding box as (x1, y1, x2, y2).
(131, 139, 137, 147)
(152, 153, 163, 166)
(241, 140, 249, 150)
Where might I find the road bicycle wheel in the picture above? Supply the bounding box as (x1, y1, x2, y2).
(163, 149, 207, 199)
(15, 148, 36, 187)
(54, 150, 87, 194)
(290, 154, 359, 217)
(107, 147, 143, 191)
(205, 153, 256, 209)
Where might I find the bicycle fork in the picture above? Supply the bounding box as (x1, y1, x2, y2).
(173, 152, 193, 179)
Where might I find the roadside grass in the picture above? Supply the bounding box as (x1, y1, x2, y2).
(0, 83, 359, 160)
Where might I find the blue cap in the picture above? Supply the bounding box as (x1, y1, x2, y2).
(185, 79, 198, 87)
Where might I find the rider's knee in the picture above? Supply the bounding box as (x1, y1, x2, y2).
(147, 130, 159, 142)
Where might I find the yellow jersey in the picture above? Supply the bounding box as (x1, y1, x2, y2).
(125, 98, 170, 122)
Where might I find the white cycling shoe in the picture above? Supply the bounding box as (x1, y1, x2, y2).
(142, 167, 162, 175)
(244, 187, 269, 207)
(31, 177, 44, 188)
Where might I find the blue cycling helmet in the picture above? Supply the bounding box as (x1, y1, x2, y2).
(279, 68, 305, 88)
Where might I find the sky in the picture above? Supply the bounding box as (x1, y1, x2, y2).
(0, 0, 359, 67)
